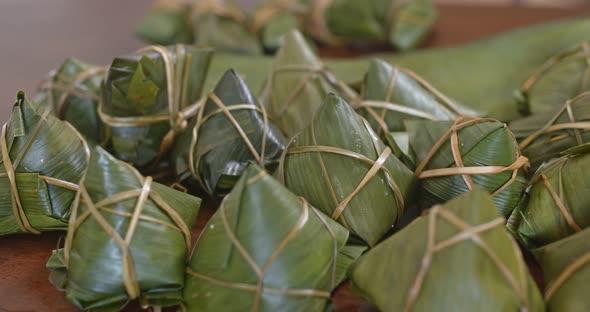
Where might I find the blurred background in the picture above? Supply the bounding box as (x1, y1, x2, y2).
(0, 0, 588, 123)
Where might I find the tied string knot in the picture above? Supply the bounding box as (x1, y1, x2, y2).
(520, 91, 590, 150)
(188, 92, 270, 195)
(186, 174, 334, 312)
(0, 97, 91, 234)
(404, 205, 529, 312)
(354, 66, 464, 136)
(39, 65, 107, 119)
(415, 117, 529, 197)
(98, 45, 202, 159)
(521, 41, 590, 97)
(278, 118, 405, 231)
(63, 160, 192, 301)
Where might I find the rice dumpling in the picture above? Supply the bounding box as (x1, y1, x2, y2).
(533, 226, 590, 312)
(35, 58, 106, 144)
(518, 41, 590, 114)
(278, 94, 416, 246)
(349, 190, 545, 312)
(136, 0, 436, 52)
(355, 58, 478, 137)
(259, 30, 356, 138)
(1, 91, 90, 235)
(100, 45, 212, 167)
(182, 164, 361, 312)
(508, 143, 590, 249)
(408, 116, 528, 217)
(510, 91, 590, 168)
(172, 69, 286, 196)
(46, 147, 201, 311)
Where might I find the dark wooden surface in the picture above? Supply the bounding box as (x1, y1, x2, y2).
(1, 3, 590, 312)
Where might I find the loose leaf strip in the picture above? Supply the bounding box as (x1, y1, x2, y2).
(0, 92, 90, 235)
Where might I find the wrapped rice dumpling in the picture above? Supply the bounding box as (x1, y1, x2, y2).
(35, 58, 106, 144)
(349, 190, 545, 312)
(47, 147, 201, 311)
(278, 94, 416, 246)
(172, 69, 286, 196)
(1, 91, 90, 235)
(533, 226, 590, 312)
(510, 91, 590, 167)
(137, 0, 436, 52)
(259, 30, 355, 138)
(508, 143, 590, 249)
(355, 58, 479, 137)
(100, 45, 212, 167)
(183, 164, 363, 311)
(518, 41, 590, 114)
(409, 117, 528, 217)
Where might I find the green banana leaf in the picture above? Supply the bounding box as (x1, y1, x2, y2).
(259, 30, 354, 138)
(349, 190, 545, 312)
(204, 17, 590, 122)
(518, 41, 590, 114)
(278, 94, 416, 246)
(533, 226, 590, 312)
(356, 58, 479, 137)
(137, 0, 436, 53)
(407, 117, 528, 217)
(136, 2, 194, 45)
(172, 69, 287, 196)
(183, 164, 362, 312)
(322, 0, 436, 50)
(101, 45, 212, 167)
(385, 131, 416, 169)
(0, 91, 90, 235)
(509, 91, 590, 168)
(47, 146, 201, 311)
(35, 58, 106, 144)
(508, 143, 590, 249)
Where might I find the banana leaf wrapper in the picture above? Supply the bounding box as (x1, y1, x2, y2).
(408, 117, 528, 217)
(183, 164, 365, 312)
(101, 45, 212, 167)
(138, 0, 262, 54)
(385, 131, 416, 169)
(317, 0, 436, 50)
(518, 41, 590, 115)
(533, 226, 590, 312)
(35, 58, 107, 144)
(349, 190, 545, 312)
(259, 30, 357, 138)
(205, 18, 590, 122)
(510, 91, 590, 168)
(1, 92, 90, 235)
(278, 94, 416, 246)
(172, 69, 287, 196)
(356, 58, 480, 138)
(46, 147, 201, 311)
(508, 143, 590, 249)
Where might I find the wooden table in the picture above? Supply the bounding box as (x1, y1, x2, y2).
(0, 3, 589, 312)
